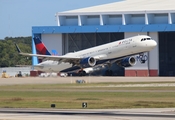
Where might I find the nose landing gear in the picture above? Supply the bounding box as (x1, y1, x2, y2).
(139, 53, 148, 64)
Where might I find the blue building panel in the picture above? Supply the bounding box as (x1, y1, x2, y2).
(32, 24, 175, 35)
(95, 26, 120, 32)
(165, 24, 175, 31)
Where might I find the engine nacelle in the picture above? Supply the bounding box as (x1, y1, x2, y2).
(80, 57, 96, 68)
(117, 57, 136, 67)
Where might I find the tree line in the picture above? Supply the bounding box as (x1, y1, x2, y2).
(0, 37, 32, 67)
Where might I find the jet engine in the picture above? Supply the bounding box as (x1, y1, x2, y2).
(80, 57, 96, 67)
(117, 57, 136, 67)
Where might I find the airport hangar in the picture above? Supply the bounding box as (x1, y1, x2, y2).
(31, 0, 175, 77)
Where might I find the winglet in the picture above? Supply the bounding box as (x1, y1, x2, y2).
(14, 43, 21, 53)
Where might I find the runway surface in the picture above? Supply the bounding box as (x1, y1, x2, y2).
(0, 108, 175, 120)
(0, 77, 175, 86)
(0, 77, 175, 119)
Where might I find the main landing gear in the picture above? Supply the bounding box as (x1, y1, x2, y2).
(78, 69, 86, 76)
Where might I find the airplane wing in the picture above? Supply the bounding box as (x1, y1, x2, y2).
(15, 43, 104, 65)
(18, 53, 83, 67)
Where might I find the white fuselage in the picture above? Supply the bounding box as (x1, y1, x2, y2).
(34, 35, 157, 72)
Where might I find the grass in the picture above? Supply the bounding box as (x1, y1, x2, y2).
(0, 82, 175, 109)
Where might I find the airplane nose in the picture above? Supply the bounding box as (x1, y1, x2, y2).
(151, 40, 157, 47)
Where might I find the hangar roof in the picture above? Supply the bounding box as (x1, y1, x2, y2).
(58, 0, 175, 15)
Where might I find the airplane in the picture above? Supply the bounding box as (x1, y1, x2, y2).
(15, 35, 157, 76)
(31, 37, 101, 76)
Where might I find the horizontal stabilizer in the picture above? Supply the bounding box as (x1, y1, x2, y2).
(14, 43, 21, 53)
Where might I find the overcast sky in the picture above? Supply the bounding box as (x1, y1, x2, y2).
(0, 0, 120, 39)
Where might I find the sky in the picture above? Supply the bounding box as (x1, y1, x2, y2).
(0, 0, 120, 39)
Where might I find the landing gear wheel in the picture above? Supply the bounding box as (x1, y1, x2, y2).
(78, 70, 86, 76)
(82, 71, 86, 76)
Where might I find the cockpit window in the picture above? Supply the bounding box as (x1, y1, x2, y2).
(141, 38, 152, 41)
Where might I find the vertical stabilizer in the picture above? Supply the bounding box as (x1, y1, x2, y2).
(33, 37, 51, 55)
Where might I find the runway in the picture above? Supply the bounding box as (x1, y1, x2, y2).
(0, 77, 175, 86)
(0, 77, 175, 119)
(0, 108, 175, 120)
